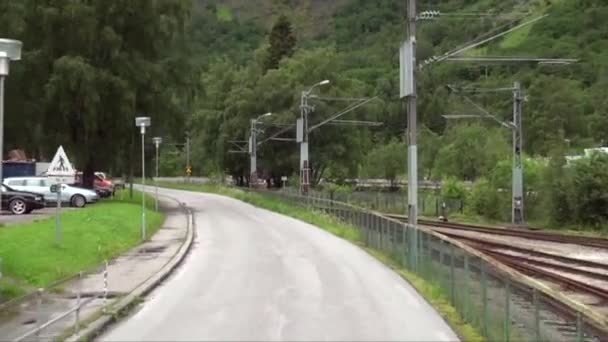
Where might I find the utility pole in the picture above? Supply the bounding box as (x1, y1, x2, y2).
(298, 80, 329, 195)
(249, 113, 271, 188)
(406, 0, 419, 269)
(300, 90, 311, 194)
(512, 81, 524, 225)
(250, 119, 257, 187)
(443, 81, 527, 226)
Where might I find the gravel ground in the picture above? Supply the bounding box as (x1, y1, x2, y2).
(431, 227, 608, 264)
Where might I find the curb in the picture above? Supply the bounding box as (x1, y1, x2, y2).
(66, 197, 195, 341)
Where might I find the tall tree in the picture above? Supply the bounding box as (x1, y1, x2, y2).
(263, 15, 296, 71)
(2, 0, 192, 186)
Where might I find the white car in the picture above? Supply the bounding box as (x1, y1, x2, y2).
(4, 177, 99, 208)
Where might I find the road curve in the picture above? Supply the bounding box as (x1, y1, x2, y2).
(101, 187, 459, 341)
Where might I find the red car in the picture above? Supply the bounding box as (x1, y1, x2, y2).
(74, 172, 115, 197)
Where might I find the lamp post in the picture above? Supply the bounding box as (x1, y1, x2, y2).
(135, 116, 151, 240)
(152, 137, 162, 212)
(185, 132, 191, 183)
(0, 39, 22, 214)
(299, 80, 329, 194)
(249, 112, 271, 187)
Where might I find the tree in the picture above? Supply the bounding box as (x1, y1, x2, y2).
(571, 154, 608, 227)
(3, 0, 192, 186)
(264, 15, 296, 71)
(362, 139, 406, 188)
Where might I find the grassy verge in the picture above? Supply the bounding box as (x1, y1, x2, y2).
(0, 190, 164, 301)
(156, 182, 483, 341)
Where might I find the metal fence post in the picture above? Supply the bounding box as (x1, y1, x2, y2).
(450, 243, 455, 304)
(75, 271, 82, 333)
(577, 312, 583, 342)
(505, 279, 511, 342)
(379, 216, 384, 250)
(481, 262, 489, 338)
(103, 260, 108, 314)
(36, 288, 43, 341)
(402, 224, 408, 267)
(365, 212, 370, 246)
(0, 257, 2, 303)
(464, 254, 470, 321)
(376, 215, 381, 250)
(533, 288, 540, 341)
(418, 229, 423, 273)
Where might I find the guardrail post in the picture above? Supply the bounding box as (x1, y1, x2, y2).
(505, 279, 511, 342)
(533, 288, 540, 341)
(36, 288, 43, 341)
(75, 271, 82, 333)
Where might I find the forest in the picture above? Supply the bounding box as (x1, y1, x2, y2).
(0, 0, 607, 229)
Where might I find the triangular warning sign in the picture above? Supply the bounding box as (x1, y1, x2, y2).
(47, 146, 75, 176)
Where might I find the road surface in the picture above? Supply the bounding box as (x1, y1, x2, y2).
(101, 187, 459, 341)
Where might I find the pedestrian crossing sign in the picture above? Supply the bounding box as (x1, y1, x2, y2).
(47, 146, 75, 184)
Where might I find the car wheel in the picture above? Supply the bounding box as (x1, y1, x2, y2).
(71, 195, 86, 208)
(9, 199, 27, 215)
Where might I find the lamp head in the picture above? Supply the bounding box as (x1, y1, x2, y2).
(135, 116, 151, 134)
(135, 117, 151, 127)
(0, 39, 22, 61)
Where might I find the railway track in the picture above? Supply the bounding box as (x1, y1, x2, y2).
(382, 212, 608, 249)
(381, 212, 608, 307)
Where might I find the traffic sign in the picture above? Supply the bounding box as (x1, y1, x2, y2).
(46, 146, 75, 184)
(186, 166, 192, 176)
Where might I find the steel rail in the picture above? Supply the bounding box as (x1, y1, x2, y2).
(382, 212, 608, 249)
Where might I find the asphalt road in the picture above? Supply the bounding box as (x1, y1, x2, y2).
(101, 187, 459, 341)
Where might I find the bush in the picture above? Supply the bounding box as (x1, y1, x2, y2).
(467, 178, 501, 220)
(441, 177, 467, 201)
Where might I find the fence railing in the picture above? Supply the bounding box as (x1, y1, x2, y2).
(9, 263, 109, 342)
(265, 188, 607, 342)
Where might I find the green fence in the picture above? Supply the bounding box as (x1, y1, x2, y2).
(267, 189, 606, 342)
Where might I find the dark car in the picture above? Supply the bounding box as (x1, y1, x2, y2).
(1, 184, 45, 215)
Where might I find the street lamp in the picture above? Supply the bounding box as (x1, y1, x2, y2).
(135, 116, 151, 240)
(299, 80, 330, 194)
(250, 112, 271, 187)
(152, 137, 162, 211)
(0, 38, 22, 214)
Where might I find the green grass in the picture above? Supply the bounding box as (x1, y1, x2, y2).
(156, 182, 483, 341)
(0, 190, 163, 300)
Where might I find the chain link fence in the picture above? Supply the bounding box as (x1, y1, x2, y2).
(309, 188, 464, 217)
(266, 188, 607, 342)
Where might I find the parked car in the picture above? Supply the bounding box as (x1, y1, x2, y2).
(4, 177, 99, 208)
(73, 172, 115, 197)
(1, 184, 45, 215)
